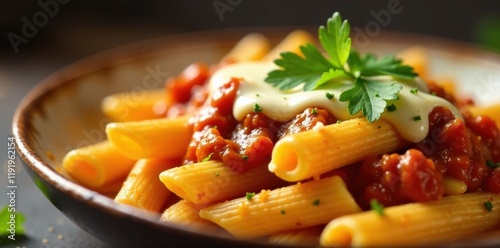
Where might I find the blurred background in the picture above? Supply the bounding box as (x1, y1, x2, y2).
(1, 0, 500, 247)
(1, 0, 500, 62)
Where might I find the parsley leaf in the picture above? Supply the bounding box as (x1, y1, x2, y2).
(318, 12, 351, 69)
(253, 103, 263, 112)
(358, 53, 418, 79)
(202, 153, 213, 162)
(339, 79, 402, 122)
(266, 44, 333, 91)
(370, 199, 385, 216)
(387, 104, 397, 112)
(484, 201, 493, 212)
(246, 192, 256, 201)
(325, 92, 335, 100)
(264, 11, 417, 122)
(487, 160, 500, 169)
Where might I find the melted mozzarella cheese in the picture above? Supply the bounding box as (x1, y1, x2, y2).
(208, 61, 462, 143)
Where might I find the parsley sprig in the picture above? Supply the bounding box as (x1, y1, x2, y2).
(265, 12, 418, 122)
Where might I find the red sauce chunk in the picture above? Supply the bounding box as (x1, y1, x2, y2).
(165, 63, 210, 117)
(353, 149, 443, 208)
(184, 77, 240, 167)
(414, 107, 490, 192)
(277, 108, 337, 139)
(166, 63, 209, 103)
(183, 75, 337, 173)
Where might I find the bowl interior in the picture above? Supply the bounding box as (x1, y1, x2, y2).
(13, 29, 500, 247)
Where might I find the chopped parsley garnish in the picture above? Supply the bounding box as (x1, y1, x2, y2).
(336, 120, 342, 124)
(253, 103, 263, 112)
(256, 93, 260, 97)
(410, 87, 419, 94)
(241, 155, 249, 160)
(326, 92, 335, 100)
(245, 192, 256, 201)
(312, 199, 321, 206)
(265, 12, 417, 122)
(484, 201, 493, 212)
(387, 104, 397, 112)
(215, 172, 220, 177)
(486, 160, 500, 169)
(413, 115, 422, 121)
(202, 153, 213, 162)
(370, 199, 385, 216)
(311, 108, 318, 114)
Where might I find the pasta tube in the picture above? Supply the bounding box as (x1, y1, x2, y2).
(101, 89, 168, 122)
(320, 192, 500, 247)
(268, 226, 323, 247)
(442, 177, 467, 195)
(269, 118, 407, 182)
(262, 30, 315, 61)
(62, 140, 136, 188)
(397, 46, 429, 79)
(199, 176, 361, 239)
(114, 158, 180, 211)
(160, 160, 285, 204)
(222, 33, 271, 62)
(106, 116, 191, 160)
(161, 200, 221, 233)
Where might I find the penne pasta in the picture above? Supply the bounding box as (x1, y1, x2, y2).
(221, 33, 271, 62)
(261, 30, 315, 61)
(268, 118, 408, 182)
(114, 157, 180, 211)
(62, 140, 136, 188)
(320, 192, 500, 247)
(101, 89, 168, 122)
(160, 200, 221, 233)
(442, 177, 468, 195)
(267, 225, 323, 247)
(159, 160, 285, 204)
(106, 115, 191, 160)
(199, 176, 361, 239)
(397, 46, 429, 79)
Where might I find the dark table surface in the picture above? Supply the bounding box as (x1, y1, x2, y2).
(1, 59, 109, 248)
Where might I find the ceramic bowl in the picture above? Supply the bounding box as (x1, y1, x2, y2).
(12, 28, 500, 247)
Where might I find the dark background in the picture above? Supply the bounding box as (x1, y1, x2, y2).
(1, 0, 500, 247)
(2, 0, 500, 61)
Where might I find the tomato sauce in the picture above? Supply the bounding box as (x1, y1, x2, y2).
(180, 76, 337, 173)
(166, 63, 500, 208)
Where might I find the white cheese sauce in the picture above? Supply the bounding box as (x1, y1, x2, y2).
(208, 61, 462, 143)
